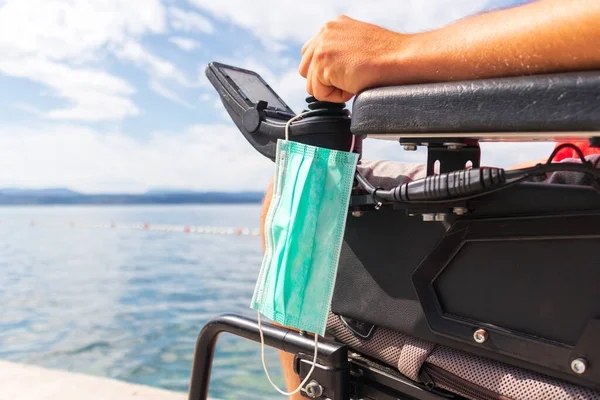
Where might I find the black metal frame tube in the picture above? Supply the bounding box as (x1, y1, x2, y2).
(187, 314, 348, 400)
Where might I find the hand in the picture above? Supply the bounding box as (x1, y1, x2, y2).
(298, 15, 412, 102)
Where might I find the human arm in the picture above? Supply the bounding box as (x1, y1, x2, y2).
(299, 0, 600, 102)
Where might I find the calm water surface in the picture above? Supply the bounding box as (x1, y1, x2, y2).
(0, 205, 286, 400)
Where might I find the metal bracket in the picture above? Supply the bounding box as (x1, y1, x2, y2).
(426, 143, 481, 176)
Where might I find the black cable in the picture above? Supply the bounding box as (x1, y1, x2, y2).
(355, 170, 376, 196)
(355, 161, 600, 205)
(355, 169, 530, 204)
(547, 143, 587, 164)
(505, 162, 600, 180)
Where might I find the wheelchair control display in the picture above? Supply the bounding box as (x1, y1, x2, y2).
(206, 62, 356, 161)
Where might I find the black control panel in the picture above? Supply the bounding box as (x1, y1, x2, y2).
(206, 62, 356, 161)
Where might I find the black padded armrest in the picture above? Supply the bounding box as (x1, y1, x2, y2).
(351, 71, 600, 139)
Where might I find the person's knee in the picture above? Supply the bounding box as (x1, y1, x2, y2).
(261, 178, 275, 249)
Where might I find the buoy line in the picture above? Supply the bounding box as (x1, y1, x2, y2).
(1, 221, 261, 236)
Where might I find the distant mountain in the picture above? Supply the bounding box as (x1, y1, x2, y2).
(0, 188, 264, 205)
(0, 188, 81, 197)
(144, 189, 202, 195)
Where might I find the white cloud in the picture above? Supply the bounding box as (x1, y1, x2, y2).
(189, 0, 487, 47)
(0, 123, 274, 193)
(114, 40, 191, 84)
(0, 56, 139, 121)
(13, 102, 40, 115)
(480, 142, 555, 168)
(169, 7, 214, 34)
(113, 40, 201, 106)
(0, 0, 165, 121)
(149, 79, 195, 109)
(0, 0, 166, 61)
(169, 36, 202, 51)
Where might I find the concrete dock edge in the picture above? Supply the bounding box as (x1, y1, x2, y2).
(0, 360, 188, 400)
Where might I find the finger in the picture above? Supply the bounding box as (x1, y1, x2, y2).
(301, 38, 313, 55)
(319, 87, 353, 103)
(305, 65, 314, 96)
(311, 77, 337, 102)
(298, 39, 317, 78)
(339, 90, 355, 103)
(314, 83, 354, 103)
(312, 73, 354, 103)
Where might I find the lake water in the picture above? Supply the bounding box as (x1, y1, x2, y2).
(0, 204, 287, 400)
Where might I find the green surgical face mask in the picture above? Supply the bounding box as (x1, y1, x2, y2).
(251, 138, 358, 336)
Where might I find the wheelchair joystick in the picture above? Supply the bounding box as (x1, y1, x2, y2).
(281, 95, 359, 154)
(303, 96, 349, 116)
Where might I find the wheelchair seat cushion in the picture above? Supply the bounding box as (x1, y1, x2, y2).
(356, 159, 426, 187)
(327, 312, 600, 400)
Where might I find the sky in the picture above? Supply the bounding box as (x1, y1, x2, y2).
(0, 0, 552, 193)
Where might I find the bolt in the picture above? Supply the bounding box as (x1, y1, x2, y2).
(422, 213, 435, 222)
(434, 213, 447, 222)
(571, 358, 588, 375)
(453, 207, 467, 216)
(351, 211, 363, 218)
(299, 330, 306, 336)
(446, 143, 464, 151)
(403, 144, 417, 151)
(473, 329, 488, 344)
(305, 381, 324, 398)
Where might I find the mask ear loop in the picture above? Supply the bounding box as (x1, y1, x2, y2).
(258, 311, 319, 396)
(285, 111, 357, 155)
(285, 113, 309, 141)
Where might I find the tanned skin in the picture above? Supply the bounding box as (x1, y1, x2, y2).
(261, 1, 600, 398)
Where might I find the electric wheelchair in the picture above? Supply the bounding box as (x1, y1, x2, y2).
(188, 63, 600, 400)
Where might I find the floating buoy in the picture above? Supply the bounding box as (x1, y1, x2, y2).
(184, 226, 191, 233)
(144, 222, 150, 230)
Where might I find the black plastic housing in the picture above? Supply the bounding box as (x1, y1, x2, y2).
(332, 182, 600, 390)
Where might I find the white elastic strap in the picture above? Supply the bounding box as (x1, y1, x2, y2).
(349, 135, 356, 153)
(258, 311, 319, 396)
(285, 112, 358, 154)
(285, 113, 309, 141)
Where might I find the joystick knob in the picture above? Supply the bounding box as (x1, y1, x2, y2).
(303, 96, 349, 116)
